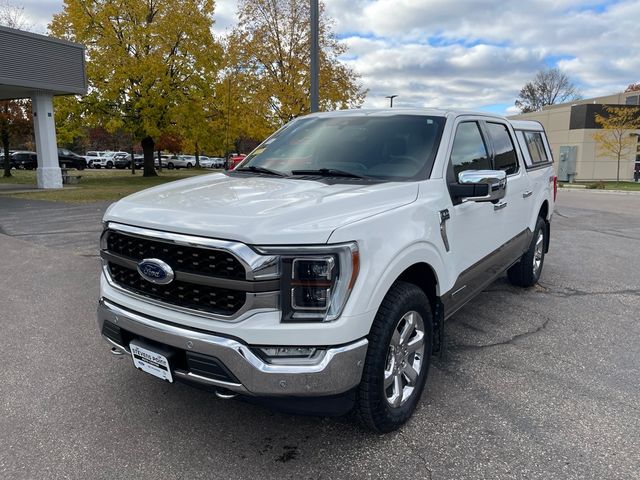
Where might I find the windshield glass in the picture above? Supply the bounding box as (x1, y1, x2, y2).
(238, 114, 446, 180)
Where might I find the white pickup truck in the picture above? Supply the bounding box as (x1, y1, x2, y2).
(98, 109, 556, 432)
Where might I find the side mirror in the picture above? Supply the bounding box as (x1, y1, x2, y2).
(451, 170, 507, 203)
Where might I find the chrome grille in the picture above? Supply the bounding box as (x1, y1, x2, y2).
(106, 231, 246, 279)
(108, 263, 246, 316)
(101, 228, 280, 318)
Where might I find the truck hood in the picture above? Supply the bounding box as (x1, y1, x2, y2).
(104, 173, 418, 244)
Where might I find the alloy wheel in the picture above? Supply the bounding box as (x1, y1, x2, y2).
(384, 311, 425, 407)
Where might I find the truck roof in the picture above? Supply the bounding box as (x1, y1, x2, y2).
(305, 108, 516, 121)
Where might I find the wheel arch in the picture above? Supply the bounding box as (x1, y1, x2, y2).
(395, 263, 439, 313)
(538, 200, 551, 253)
(362, 242, 449, 317)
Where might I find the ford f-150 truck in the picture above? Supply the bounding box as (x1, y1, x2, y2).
(98, 109, 556, 432)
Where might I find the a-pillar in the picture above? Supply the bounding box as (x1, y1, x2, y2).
(32, 91, 62, 189)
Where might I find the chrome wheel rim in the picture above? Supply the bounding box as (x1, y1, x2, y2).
(533, 230, 544, 275)
(384, 311, 425, 408)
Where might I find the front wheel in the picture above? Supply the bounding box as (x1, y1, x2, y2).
(507, 216, 547, 287)
(356, 281, 433, 433)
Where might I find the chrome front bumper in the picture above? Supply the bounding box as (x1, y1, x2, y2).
(97, 299, 368, 397)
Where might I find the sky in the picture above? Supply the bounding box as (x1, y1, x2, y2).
(15, 0, 640, 115)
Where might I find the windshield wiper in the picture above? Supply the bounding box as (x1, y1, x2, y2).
(234, 165, 287, 177)
(290, 168, 366, 179)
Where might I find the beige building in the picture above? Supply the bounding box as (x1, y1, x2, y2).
(510, 91, 640, 182)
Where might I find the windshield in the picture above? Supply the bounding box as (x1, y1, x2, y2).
(238, 114, 445, 180)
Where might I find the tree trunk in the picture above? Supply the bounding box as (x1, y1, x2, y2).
(141, 136, 157, 177)
(616, 152, 620, 184)
(2, 123, 11, 178)
(195, 141, 200, 168)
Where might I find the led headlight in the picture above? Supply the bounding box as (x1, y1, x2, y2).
(255, 243, 359, 322)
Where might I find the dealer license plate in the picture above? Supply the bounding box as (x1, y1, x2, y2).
(130, 341, 173, 383)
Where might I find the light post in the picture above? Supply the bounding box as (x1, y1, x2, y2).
(310, 0, 319, 113)
(386, 95, 398, 108)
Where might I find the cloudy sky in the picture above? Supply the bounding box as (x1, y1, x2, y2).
(16, 0, 640, 115)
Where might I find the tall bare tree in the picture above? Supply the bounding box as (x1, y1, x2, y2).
(515, 68, 581, 113)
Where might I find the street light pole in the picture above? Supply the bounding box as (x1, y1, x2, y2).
(310, 0, 319, 113)
(386, 95, 398, 108)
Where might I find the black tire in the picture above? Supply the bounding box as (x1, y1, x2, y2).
(167, 162, 175, 170)
(507, 216, 547, 287)
(186, 163, 193, 169)
(107, 161, 113, 169)
(77, 163, 85, 171)
(356, 281, 433, 433)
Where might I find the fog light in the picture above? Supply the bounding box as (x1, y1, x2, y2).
(259, 346, 317, 358)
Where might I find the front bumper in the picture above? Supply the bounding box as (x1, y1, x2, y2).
(97, 298, 368, 397)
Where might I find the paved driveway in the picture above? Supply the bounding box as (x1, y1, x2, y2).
(0, 190, 638, 479)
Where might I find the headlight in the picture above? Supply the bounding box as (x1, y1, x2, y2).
(255, 242, 359, 322)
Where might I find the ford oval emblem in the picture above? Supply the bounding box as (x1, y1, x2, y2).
(137, 258, 174, 285)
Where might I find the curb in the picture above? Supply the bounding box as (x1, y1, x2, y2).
(558, 187, 640, 196)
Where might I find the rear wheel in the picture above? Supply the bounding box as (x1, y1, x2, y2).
(356, 281, 433, 433)
(507, 216, 547, 287)
(167, 162, 175, 170)
(186, 163, 193, 169)
(106, 161, 113, 169)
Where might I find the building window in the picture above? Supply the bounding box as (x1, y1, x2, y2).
(625, 95, 639, 105)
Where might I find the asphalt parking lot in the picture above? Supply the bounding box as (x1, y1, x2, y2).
(0, 190, 638, 479)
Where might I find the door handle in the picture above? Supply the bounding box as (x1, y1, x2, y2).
(493, 201, 508, 211)
(522, 190, 533, 198)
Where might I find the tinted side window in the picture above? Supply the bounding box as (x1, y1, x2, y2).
(450, 122, 491, 177)
(486, 122, 518, 175)
(523, 131, 550, 164)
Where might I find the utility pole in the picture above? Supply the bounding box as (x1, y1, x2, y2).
(386, 95, 398, 108)
(310, 0, 319, 113)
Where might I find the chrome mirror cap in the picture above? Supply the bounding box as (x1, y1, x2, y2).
(457, 169, 507, 203)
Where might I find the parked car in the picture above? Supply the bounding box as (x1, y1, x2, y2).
(97, 109, 556, 432)
(84, 151, 109, 168)
(10, 151, 38, 170)
(199, 156, 224, 168)
(114, 152, 132, 169)
(58, 148, 87, 170)
(227, 154, 246, 170)
(164, 154, 196, 169)
(94, 151, 128, 169)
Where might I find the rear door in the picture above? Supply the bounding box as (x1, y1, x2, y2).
(442, 118, 511, 314)
(483, 121, 531, 243)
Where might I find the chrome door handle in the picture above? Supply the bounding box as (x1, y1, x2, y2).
(522, 190, 533, 198)
(493, 201, 508, 211)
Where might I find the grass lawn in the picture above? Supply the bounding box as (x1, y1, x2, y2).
(0, 168, 216, 203)
(564, 181, 640, 192)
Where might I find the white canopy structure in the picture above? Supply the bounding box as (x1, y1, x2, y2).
(0, 25, 86, 188)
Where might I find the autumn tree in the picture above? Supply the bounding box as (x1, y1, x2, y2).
(49, 0, 221, 176)
(592, 105, 640, 183)
(515, 68, 581, 113)
(227, 0, 366, 132)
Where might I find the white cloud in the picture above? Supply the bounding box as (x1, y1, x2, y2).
(15, 0, 640, 115)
